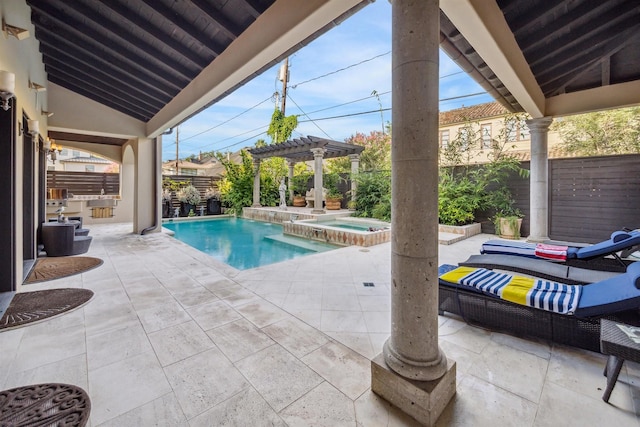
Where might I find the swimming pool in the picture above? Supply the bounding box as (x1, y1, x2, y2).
(162, 217, 337, 270)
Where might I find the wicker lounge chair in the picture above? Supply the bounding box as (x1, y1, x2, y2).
(438, 262, 640, 352)
(41, 222, 92, 257)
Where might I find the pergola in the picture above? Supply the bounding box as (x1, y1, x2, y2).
(247, 136, 364, 213)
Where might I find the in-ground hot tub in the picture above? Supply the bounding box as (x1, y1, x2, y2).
(282, 217, 391, 247)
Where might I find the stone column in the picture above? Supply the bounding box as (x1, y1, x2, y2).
(252, 158, 261, 207)
(371, 0, 456, 425)
(526, 117, 553, 242)
(287, 159, 295, 202)
(311, 148, 325, 214)
(349, 154, 360, 203)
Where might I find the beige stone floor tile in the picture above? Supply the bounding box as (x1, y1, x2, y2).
(164, 347, 249, 420)
(321, 310, 368, 333)
(0, 328, 23, 388)
(4, 354, 88, 391)
(322, 283, 359, 296)
(137, 300, 192, 333)
(358, 295, 391, 312)
(95, 392, 188, 427)
(185, 299, 241, 331)
(439, 339, 481, 381)
(10, 323, 87, 373)
(170, 286, 219, 308)
(89, 350, 172, 425)
(368, 333, 389, 357)
(362, 311, 391, 334)
(235, 344, 323, 412)
(534, 381, 639, 427)
(243, 279, 292, 296)
(439, 322, 492, 353)
(189, 387, 286, 427)
(263, 317, 329, 358)
(86, 322, 152, 371)
(287, 280, 325, 295)
(84, 302, 140, 337)
(326, 331, 377, 360)
(490, 331, 552, 360)
(467, 339, 548, 403)
(286, 308, 322, 329)
(148, 320, 215, 366)
(279, 381, 356, 427)
(354, 390, 423, 427)
(435, 374, 537, 427)
(217, 287, 263, 307)
(260, 292, 288, 307)
(207, 318, 275, 362)
(282, 293, 323, 311)
(235, 300, 290, 328)
(302, 341, 371, 400)
(322, 294, 362, 311)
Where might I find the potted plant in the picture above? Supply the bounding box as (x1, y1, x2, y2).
(291, 172, 312, 207)
(162, 188, 173, 218)
(323, 172, 343, 210)
(205, 186, 222, 215)
(177, 184, 201, 217)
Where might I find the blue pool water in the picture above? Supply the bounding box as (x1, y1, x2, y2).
(163, 217, 337, 270)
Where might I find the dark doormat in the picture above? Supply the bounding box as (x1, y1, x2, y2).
(25, 257, 103, 284)
(0, 288, 94, 331)
(0, 383, 91, 426)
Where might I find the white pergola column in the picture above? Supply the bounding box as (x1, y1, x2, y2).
(349, 154, 360, 203)
(371, 0, 456, 425)
(311, 148, 325, 214)
(526, 117, 553, 242)
(287, 159, 295, 202)
(252, 158, 261, 207)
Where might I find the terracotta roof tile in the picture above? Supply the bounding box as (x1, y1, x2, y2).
(439, 102, 509, 126)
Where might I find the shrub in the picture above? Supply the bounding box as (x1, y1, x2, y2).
(176, 184, 201, 205)
(352, 171, 391, 221)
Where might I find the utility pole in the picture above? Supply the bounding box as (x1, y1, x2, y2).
(175, 125, 179, 175)
(279, 57, 289, 115)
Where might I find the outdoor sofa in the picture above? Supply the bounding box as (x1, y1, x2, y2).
(438, 262, 640, 352)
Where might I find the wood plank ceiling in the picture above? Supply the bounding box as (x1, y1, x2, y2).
(26, 0, 276, 122)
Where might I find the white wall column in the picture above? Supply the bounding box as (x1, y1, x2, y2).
(311, 148, 325, 214)
(349, 154, 360, 203)
(371, 0, 456, 424)
(526, 117, 553, 242)
(252, 158, 261, 207)
(287, 159, 295, 202)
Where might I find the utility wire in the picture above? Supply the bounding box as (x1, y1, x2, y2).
(287, 94, 332, 139)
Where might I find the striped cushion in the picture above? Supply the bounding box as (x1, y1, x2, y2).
(440, 266, 581, 314)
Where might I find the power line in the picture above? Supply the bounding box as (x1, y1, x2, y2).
(287, 94, 332, 139)
(174, 95, 273, 144)
(290, 51, 390, 89)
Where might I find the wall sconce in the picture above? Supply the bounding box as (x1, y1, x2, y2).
(2, 19, 30, 40)
(28, 119, 39, 136)
(0, 70, 15, 111)
(45, 138, 62, 163)
(29, 80, 46, 92)
(41, 110, 54, 117)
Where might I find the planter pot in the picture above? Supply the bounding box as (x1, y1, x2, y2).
(497, 217, 523, 239)
(325, 198, 342, 210)
(207, 199, 222, 215)
(292, 196, 306, 207)
(180, 202, 196, 217)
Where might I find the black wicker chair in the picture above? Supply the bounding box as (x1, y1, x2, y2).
(41, 222, 92, 257)
(438, 264, 640, 352)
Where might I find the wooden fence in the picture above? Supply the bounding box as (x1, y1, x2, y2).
(47, 171, 120, 196)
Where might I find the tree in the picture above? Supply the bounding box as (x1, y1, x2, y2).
(266, 108, 298, 144)
(552, 107, 640, 156)
(326, 129, 391, 173)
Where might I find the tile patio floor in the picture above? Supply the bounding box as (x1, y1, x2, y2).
(2, 223, 639, 426)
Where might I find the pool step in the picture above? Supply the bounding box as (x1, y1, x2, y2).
(264, 234, 336, 252)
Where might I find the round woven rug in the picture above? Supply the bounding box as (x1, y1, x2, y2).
(0, 288, 94, 331)
(25, 257, 103, 284)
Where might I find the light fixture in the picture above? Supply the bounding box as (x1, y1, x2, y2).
(29, 80, 46, 92)
(45, 138, 62, 163)
(0, 70, 15, 111)
(2, 18, 29, 40)
(41, 110, 54, 117)
(28, 119, 39, 136)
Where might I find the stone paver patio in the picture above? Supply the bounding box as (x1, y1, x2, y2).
(1, 223, 639, 426)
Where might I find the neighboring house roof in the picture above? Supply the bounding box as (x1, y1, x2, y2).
(60, 156, 114, 164)
(439, 102, 509, 126)
(162, 160, 213, 170)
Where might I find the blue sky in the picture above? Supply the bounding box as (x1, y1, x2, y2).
(164, 1, 494, 161)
